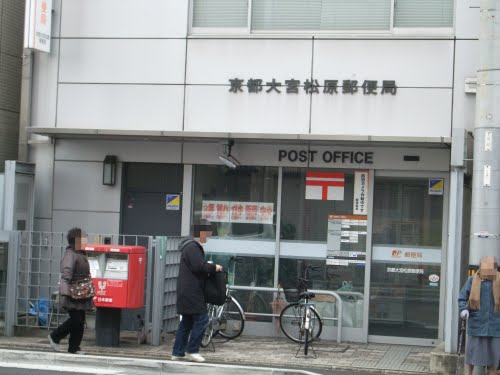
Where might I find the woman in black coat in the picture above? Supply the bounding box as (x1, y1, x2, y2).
(171, 238, 222, 362)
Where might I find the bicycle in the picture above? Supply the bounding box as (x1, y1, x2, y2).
(279, 265, 323, 356)
(201, 257, 245, 348)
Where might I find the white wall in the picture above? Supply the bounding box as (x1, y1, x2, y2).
(29, 1, 467, 138)
(51, 160, 121, 234)
(185, 39, 454, 137)
(455, 0, 480, 39)
(60, 0, 189, 38)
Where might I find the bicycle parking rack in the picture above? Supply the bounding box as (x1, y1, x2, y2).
(228, 285, 343, 344)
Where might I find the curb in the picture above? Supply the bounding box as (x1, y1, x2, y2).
(0, 348, 320, 375)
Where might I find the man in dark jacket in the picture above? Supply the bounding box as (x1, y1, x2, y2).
(171, 236, 222, 362)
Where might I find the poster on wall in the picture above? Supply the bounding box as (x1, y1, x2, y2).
(202, 200, 274, 224)
(327, 214, 367, 266)
(305, 172, 344, 201)
(353, 171, 369, 215)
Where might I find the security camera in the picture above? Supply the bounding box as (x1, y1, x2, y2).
(219, 140, 240, 169)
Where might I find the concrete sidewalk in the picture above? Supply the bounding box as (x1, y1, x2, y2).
(0, 329, 438, 374)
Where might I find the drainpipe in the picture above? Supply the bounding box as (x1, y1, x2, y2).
(18, 49, 33, 162)
(469, 0, 500, 268)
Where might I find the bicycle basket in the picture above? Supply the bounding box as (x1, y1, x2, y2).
(282, 280, 307, 303)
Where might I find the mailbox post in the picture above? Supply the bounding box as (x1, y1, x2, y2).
(84, 244, 146, 347)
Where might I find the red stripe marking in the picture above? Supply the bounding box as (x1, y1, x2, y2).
(305, 181, 344, 187)
(306, 172, 344, 179)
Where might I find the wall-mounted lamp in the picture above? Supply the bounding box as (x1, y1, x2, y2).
(219, 140, 240, 169)
(102, 155, 117, 186)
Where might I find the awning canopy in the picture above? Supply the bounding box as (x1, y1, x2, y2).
(28, 127, 451, 148)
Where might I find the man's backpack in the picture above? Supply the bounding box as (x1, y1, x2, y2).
(204, 271, 227, 306)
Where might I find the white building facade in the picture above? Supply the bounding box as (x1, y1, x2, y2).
(27, 0, 480, 348)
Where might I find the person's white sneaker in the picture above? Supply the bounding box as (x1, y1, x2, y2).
(48, 335, 59, 352)
(185, 353, 205, 362)
(171, 355, 185, 361)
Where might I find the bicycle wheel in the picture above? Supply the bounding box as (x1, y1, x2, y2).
(279, 303, 322, 343)
(217, 296, 245, 340)
(201, 304, 216, 348)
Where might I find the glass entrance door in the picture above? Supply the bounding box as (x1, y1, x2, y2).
(369, 177, 444, 339)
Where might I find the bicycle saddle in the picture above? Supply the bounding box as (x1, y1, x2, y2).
(300, 291, 315, 299)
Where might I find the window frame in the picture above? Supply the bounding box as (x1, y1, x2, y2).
(189, 0, 454, 37)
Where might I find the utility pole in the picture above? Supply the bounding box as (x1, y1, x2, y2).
(469, 0, 500, 270)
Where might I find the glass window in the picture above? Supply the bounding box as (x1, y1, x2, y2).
(369, 262, 441, 338)
(394, 0, 453, 28)
(278, 257, 365, 328)
(206, 252, 274, 322)
(193, 165, 278, 240)
(193, 165, 279, 322)
(191, 0, 454, 32)
(252, 0, 391, 31)
(192, 0, 248, 28)
(279, 168, 365, 328)
(372, 178, 443, 247)
(280, 168, 353, 242)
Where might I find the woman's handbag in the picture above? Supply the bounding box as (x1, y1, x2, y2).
(69, 277, 95, 300)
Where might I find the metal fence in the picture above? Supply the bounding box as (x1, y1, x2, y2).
(4, 231, 158, 340)
(151, 236, 182, 346)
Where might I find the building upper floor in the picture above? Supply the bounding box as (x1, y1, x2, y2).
(51, 0, 479, 39)
(28, 0, 481, 143)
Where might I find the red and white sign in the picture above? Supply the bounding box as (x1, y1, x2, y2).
(24, 0, 52, 53)
(202, 201, 230, 222)
(202, 200, 274, 224)
(258, 203, 274, 225)
(305, 172, 344, 201)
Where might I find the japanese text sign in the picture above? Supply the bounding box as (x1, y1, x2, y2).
(202, 200, 274, 225)
(24, 0, 52, 53)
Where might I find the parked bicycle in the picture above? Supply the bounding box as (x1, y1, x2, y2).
(201, 257, 245, 348)
(279, 265, 323, 356)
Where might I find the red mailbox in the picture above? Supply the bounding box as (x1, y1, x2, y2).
(84, 244, 146, 309)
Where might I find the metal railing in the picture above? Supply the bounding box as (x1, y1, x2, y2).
(229, 285, 343, 343)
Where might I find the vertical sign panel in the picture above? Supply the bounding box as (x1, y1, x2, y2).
(353, 170, 369, 215)
(24, 0, 52, 53)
